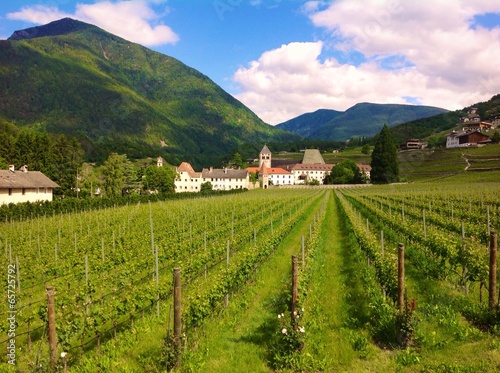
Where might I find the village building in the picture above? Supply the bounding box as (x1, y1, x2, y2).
(446, 130, 490, 148)
(200, 167, 249, 191)
(357, 163, 372, 180)
(463, 121, 493, 132)
(491, 116, 500, 128)
(175, 162, 202, 192)
(290, 149, 334, 184)
(174, 162, 249, 192)
(0, 165, 59, 205)
(400, 139, 427, 150)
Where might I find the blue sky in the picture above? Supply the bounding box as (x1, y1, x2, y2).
(2, 0, 500, 124)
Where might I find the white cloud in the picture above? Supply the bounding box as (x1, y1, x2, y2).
(7, 1, 178, 46)
(235, 0, 500, 124)
(7, 5, 72, 25)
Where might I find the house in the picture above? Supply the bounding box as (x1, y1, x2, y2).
(175, 162, 202, 192)
(446, 130, 490, 148)
(291, 163, 334, 184)
(400, 139, 427, 150)
(491, 116, 500, 128)
(464, 121, 493, 132)
(357, 163, 372, 180)
(201, 167, 249, 191)
(0, 165, 59, 205)
(174, 162, 249, 192)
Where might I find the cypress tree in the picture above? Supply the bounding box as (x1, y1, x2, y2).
(370, 124, 399, 184)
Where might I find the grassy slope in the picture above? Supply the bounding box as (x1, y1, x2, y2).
(272, 143, 500, 183)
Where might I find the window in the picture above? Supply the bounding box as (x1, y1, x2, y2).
(22, 188, 25, 195)
(8, 188, 12, 196)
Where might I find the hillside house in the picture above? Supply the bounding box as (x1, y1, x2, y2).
(491, 116, 500, 128)
(446, 130, 490, 148)
(464, 121, 493, 132)
(0, 165, 59, 205)
(400, 139, 427, 150)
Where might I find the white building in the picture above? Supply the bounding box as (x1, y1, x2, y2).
(0, 165, 59, 205)
(291, 163, 334, 184)
(201, 167, 249, 191)
(174, 162, 249, 192)
(175, 162, 201, 192)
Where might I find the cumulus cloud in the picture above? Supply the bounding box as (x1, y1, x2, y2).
(7, 0, 178, 46)
(7, 5, 72, 25)
(235, 0, 500, 124)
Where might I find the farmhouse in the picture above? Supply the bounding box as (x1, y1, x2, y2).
(463, 121, 493, 132)
(446, 130, 490, 148)
(0, 165, 59, 205)
(400, 139, 427, 150)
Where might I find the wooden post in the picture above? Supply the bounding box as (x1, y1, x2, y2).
(381, 231, 384, 257)
(156, 245, 160, 317)
(173, 268, 181, 353)
(291, 255, 298, 329)
(397, 243, 405, 312)
(225, 240, 230, 307)
(489, 231, 497, 309)
(423, 209, 427, 239)
(204, 231, 207, 278)
(301, 235, 305, 264)
(46, 286, 57, 368)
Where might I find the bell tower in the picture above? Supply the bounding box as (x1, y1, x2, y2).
(259, 144, 272, 169)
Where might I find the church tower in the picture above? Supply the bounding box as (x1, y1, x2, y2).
(259, 144, 272, 169)
(258, 145, 271, 189)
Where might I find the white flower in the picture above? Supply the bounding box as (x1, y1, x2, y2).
(302, 308, 305, 312)
(296, 314, 300, 319)
(60, 352, 67, 358)
(278, 314, 281, 319)
(282, 328, 287, 335)
(281, 313, 285, 317)
(298, 326, 305, 333)
(293, 310, 297, 316)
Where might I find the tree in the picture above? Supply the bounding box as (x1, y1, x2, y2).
(491, 131, 500, 143)
(101, 153, 136, 197)
(370, 124, 399, 184)
(324, 160, 362, 184)
(361, 144, 371, 155)
(142, 165, 176, 194)
(228, 152, 244, 169)
(200, 181, 213, 193)
(79, 162, 99, 197)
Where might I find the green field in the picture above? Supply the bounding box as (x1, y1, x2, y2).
(1, 169, 500, 372)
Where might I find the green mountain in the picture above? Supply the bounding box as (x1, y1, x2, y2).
(276, 103, 448, 140)
(0, 18, 299, 167)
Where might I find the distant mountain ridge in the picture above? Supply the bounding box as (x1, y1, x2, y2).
(8, 17, 92, 40)
(277, 103, 448, 140)
(0, 18, 299, 167)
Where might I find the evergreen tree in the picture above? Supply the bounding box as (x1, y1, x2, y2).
(370, 124, 399, 184)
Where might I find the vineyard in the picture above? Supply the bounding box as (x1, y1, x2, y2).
(2, 177, 500, 372)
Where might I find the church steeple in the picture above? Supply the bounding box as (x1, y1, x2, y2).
(259, 144, 272, 169)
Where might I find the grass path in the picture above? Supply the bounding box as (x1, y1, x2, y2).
(179, 192, 325, 372)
